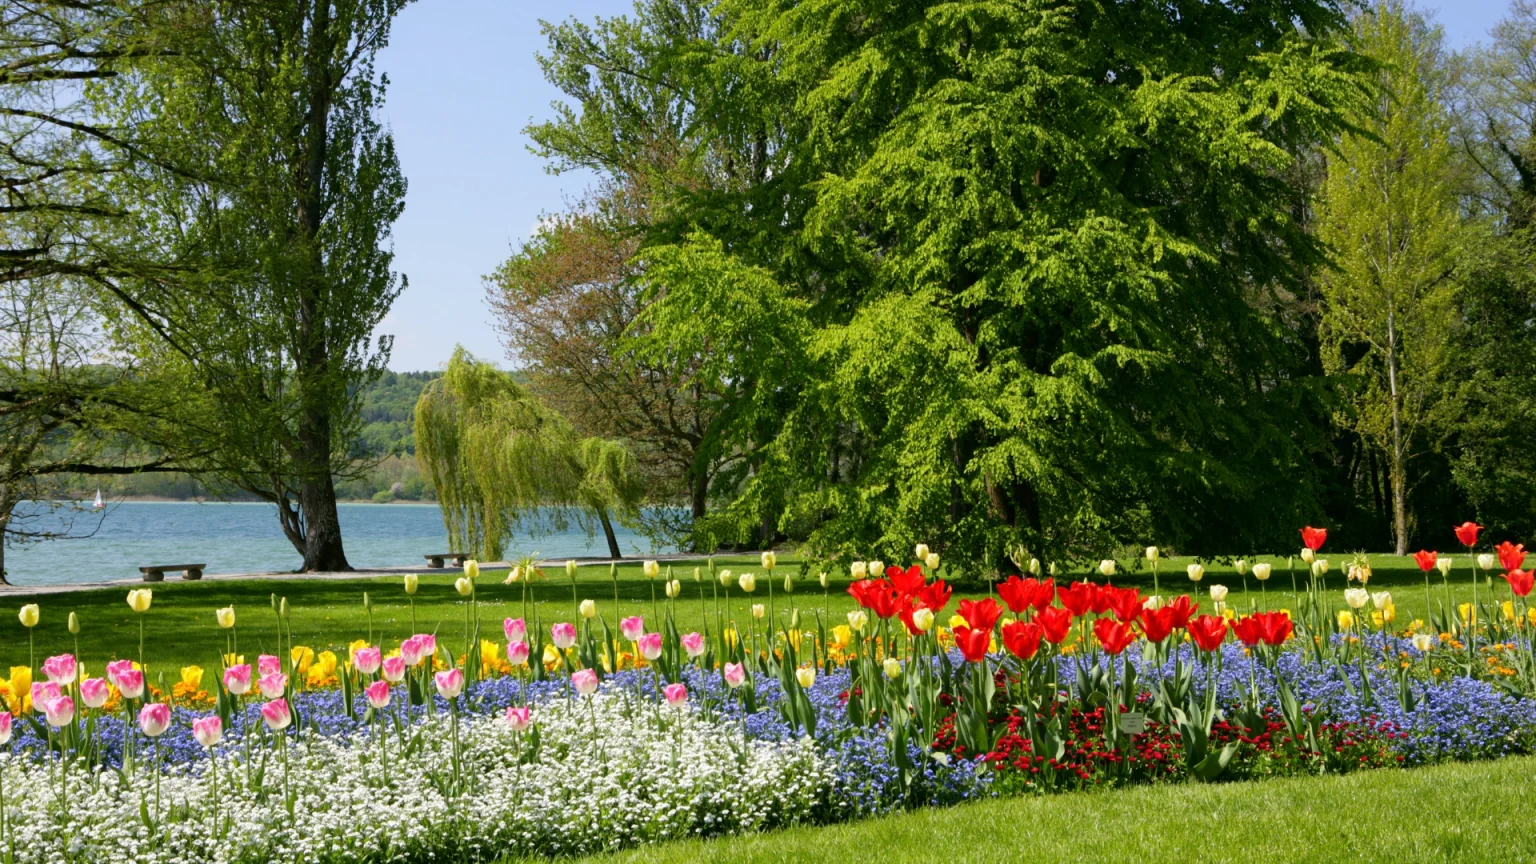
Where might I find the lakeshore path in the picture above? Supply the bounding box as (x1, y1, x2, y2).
(0, 552, 720, 597)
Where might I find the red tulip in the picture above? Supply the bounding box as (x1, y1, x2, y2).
(857, 580, 901, 619)
(1412, 550, 1438, 572)
(1165, 595, 1199, 629)
(897, 600, 924, 636)
(1503, 569, 1534, 598)
(1105, 587, 1143, 624)
(957, 598, 1002, 633)
(916, 579, 952, 614)
(1093, 618, 1137, 655)
(1453, 521, 1482, 548)
(1232, 615, 1264, 647)
(888, 564, 926, 596)
(1497, 541, 1527, 573)
(1057, 581, 1096, 617)
(847, 579, 876, 608)
(1028, 578, 1056, 612)
(997, 576, 1034, 614)
(1187, 615, 1228, 653)
(1139, 606, 1177, 643)
(1035, 607, 1073, 644)
(1088, 584, 1114, 616)
(1002, 620, 1043, 660)
(1300, 526, 1327, 551)
(1257, 611, 1293, 647)
(954, 626, 991, 663)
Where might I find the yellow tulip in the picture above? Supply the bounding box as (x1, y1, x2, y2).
(216, 606, 236, 629)
(455, 576, 473, 596)
(1458, 603, 1477, 626)
(291, 646, 316, 676)
(126, 589, 153, 614)
(883, 657, 902, 679)
(949, 614, 969, 630)
(925, 552, 940, 571)
(912, 608, 935, 632)
(403, 573, 419, 595)
(642, 560, 660, 579)
(463, 559, 480, 580)
(579, 599, 597, 619)
(795, 666, 816, 689)
(180, 666, 204, 688)
(1337, 610, 1355, 630)
(737, 572, 757, 593)
(67, 612, 79, 635)
(761, 551, 777, 571)
(18, 604, 39, 628)
(829, 624, 853, 651)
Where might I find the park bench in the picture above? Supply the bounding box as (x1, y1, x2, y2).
(424, 552, 473, 569)
(139, 564, 205, 582)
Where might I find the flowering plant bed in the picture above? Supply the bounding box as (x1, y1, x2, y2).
(2, 532, 1536, 861)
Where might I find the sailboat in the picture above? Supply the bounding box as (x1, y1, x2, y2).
(92, 489, 104, 509)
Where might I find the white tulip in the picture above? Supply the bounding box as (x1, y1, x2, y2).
(1371, 591, 1393, 610)
(1145, 546, 1159, 562)
(1344, 588, 1369, 610)
(1099, 559, 1116, 577)
(1209, 584, 1228, 603)
(1186, 563, 1204, 582)
(1252, 562, 1272, 582)
(1300, 548, 1315, 564)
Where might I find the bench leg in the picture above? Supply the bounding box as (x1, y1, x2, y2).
(428, 557, 444, 568)
(183, 569, 202, 581)
(143, 571, 165, 583)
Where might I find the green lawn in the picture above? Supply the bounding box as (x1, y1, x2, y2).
(523, 755, 1536, 863)
(0, 553, 1508, 675)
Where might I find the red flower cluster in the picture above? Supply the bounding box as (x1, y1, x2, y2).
(1232, 611, 1292, 647)
(848, 564, 953, 631)
(1497, 541, 1527, 573)
(1503, 569, 1534, 598)
(997, 576, 1055, 614)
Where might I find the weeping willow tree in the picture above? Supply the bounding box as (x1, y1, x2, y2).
(415, 347, 643, 560)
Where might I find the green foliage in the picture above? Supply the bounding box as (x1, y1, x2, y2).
(415, 348, 643, 560)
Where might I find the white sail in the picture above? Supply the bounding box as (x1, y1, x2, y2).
(93, 489, 103, 509)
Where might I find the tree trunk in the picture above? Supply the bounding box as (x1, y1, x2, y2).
(597, 506, 622, 559)
(689, 467, 708, 521)
(1386, 307, 1409, 555)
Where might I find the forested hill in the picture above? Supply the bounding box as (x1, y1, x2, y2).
(354, 371, 440, 458)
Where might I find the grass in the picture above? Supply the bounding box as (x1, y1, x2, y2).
(0, 552, 1509, 676)
(517, 755, 1536, 863)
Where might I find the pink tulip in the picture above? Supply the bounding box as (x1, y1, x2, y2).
(260, 698, 292, 731)
(353, 646, 382, 676)
(42, 696, 74, 727)
(138, 702, 171, 737)
(637, 632, 664, 661)
(364, 680, 391, 710)
(79, 677, 110, 709)
(116, 669, 145, 700)
(400, 635, 428, 667)
(381, 655, 406, 683)
(30, 682, 61, 711)
(663, 683, 688, 706)
(571, 667, 599, 696)
(192, 715, 222, 748)
(620, 616, 645, 642)
(0, 712, 11, 745)
(41, 654, 77, 686)
(680, 632, 705, 659)
(105, 659, 135, 687)
(257, 654, 282, 677)
(507, 641, 531, 666)
(504, 705, 531, 732)
(550, 622, 577, 650)
(724, 662, 746, 689)
(417, 634, 437, 657)
(223, 664, 252, 696)
(504, 617, 527, 644)
(257, 672, 287, 699)
(434, 668, 465, 700)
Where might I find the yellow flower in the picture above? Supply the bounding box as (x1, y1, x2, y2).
(949, 614, 969, 630)
(5, 667, 32, 713)
(222, 653, 245, 668)
(126, 589, 153, 613)
(404, 573, 419, 594)
(1337, 610, 1355, 630)
(829, 624, 853, 652)
(215, 606, 236, 629)
(17, 604, 39, 628)
(305, 651, 338, 687)
(795, 666, 816, 689)
(291, 646, 316, 676)
(1527, 607, 1536, 628)
(1502, 601, 1517, 622)
(1458, 603, 1477, 626)
(180, 666, 204, 688)
(479, 639, 510, 675)
(723, 626, 740, 649)
(347, 639, 370, 662)
(463, 559, 480, 580)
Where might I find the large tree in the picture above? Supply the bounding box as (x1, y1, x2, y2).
(99, 0, 411, 571)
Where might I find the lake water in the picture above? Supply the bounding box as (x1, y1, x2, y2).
(4, 501, 670, 586)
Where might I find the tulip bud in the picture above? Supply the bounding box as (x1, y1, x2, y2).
(751, 603, 765, 620)
(1235, 559, 1249, 576)
(463, 559, 480, 581)
(1048, 562, 1059, 577)
(868, 561, 885, 578)
(1186, 563, 1204, 582)
(1145, 546, 1159, 562)
(1252, 563, 1272, 582)
(790, 608, 801, 629)
(1478, 553, 1496, 571)
(1436, 557, 1452, 577)
(850, 561, 867, 579)
(912, 607, 935, 632)
(1311, 559, 1328, 577)
(847, 610, 868, 632)
(761, 551, 777, 571)
(1099, 559, 1116, 577)
(693, 567, 702, 583)
(737, 572, 757, 593)
(1209, 584, 1228, 603)
(279, 597, 289, 618)
(1371, 590, 1393, 610)
(18, 604, 39, 629)
(455, 577, 473, 596)
(883, 657, 902, 679)
(363, 592, 372, 612)
(270, 593, 278, 611)
(925, 552, 940, 571)
(642, 560, 660, 579)
(1301, 548, 1315, 564)
(67, 612, 79, 635)
(127, 589, 153, 614)
(914, 544, 930, 562)
(579, 599, 597, 619)
(665, 579, 681, 599)
(783, 574, 794, 594)
(216, 606, 236, 629)
(719, 568, 733, 586)
(1411, 633, 1436, 653)
(1028, 558, 1041, 575)
(404, 573, 419, 595)
(795, 666, 816, 689)
(818, 571, 829, 589)
(566, 560, 578, 579)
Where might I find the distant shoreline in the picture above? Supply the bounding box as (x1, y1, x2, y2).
(47, 497, 437, 506)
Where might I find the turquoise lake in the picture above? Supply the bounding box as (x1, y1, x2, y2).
(5, 501, 669, 586)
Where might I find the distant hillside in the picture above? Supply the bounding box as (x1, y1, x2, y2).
(351, 370, 441, 458)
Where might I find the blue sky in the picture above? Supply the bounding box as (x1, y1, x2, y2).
(374, 0, 1517, 372)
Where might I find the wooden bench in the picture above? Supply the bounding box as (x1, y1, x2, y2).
(139, 564, 205, 582)
(424, 553, 473, 569)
